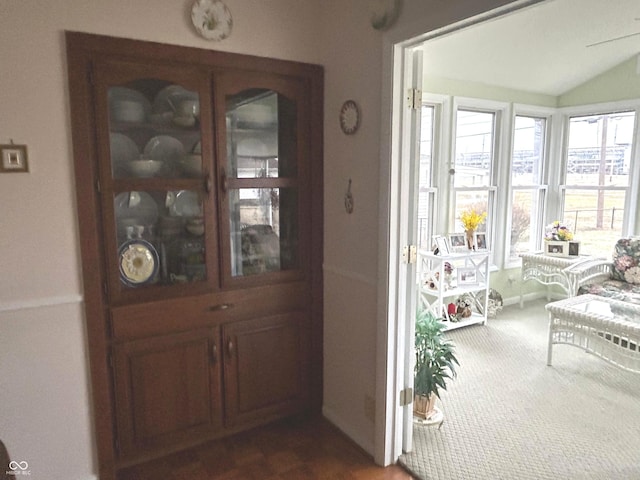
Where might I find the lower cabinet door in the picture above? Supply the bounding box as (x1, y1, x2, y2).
(223, 312, 308, 427)
(112, 328, 222, 458)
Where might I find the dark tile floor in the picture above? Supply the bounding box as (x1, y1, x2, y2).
(118, 415, 415, 479)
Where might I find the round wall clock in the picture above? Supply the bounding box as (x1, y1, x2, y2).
(339, 100, 360, 135)
(191, 0, 233, 41)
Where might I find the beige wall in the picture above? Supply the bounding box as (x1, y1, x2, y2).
(0, 0, 522, 478)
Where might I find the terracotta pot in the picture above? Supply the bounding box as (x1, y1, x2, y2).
(413, 393, 437, 420)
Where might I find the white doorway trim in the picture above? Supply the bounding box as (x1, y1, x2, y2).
(375, 0, 548, 466)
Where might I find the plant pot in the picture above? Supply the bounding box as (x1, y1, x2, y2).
(413, 393, 437, 420)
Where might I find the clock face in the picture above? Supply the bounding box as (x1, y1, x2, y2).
(340, 100, 360, 135)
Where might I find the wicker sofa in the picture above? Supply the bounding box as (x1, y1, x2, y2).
(577, 237, 640, 304)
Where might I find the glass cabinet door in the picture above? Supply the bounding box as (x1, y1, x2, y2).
(220, 80, 305, 280)
(95, 62, 216, 300)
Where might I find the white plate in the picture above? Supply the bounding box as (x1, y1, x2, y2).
(143, 135, 185, 162)
(118, 239, 159, 286)
(114, 191, 159, 226)
(110, 133, 140, 176)
(170, 190, 202, 217)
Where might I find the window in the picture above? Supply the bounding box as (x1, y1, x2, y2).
(417, 105, 436, 248)
(452, 109, 496, 241)
(509, 115, 547, 260)
(561, 111, 636, 256)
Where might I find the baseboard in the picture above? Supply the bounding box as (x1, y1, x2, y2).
(502, 291, 564, 307)
(322, 406, 375, 456)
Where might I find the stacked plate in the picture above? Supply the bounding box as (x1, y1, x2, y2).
(109, 87, 151, 123)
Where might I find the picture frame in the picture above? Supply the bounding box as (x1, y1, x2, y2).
(457, 267, 478, 285)
(448, 233, 467, 252)
(568, 241, 580, 257)
(433, 235, 450, 255)
(0, 144, 29, 173)
(475, 232, 488, 251)
(545, 240, 568, 257)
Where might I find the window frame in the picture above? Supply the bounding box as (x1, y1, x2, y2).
(419, 96, 640, 271)
(449, 97, 509, 267)
(504, 104, 555, 268)
(552, 100, 640, 245)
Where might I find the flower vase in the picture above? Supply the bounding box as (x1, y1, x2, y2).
(465, 229, 475, 250)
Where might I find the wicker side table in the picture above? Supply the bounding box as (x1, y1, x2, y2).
(519, 252, 603, 307)
(545, 294, 640, 373)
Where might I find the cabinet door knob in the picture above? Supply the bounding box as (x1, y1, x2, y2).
(205, 173, 213, 193)
(227, 338, 234, 358)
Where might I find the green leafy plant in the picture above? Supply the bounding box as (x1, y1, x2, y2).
(414, 310, 459, 400)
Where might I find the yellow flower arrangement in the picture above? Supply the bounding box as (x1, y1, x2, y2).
(460, 208, 487, 231)
(545, 221, 574, 241)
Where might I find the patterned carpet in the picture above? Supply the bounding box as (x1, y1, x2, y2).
(399, 299, 640, 480)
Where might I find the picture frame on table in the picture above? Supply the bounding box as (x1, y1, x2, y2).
(546, 240, 568, 256)
(568, 241, 580, 257)
(448, 233, 467, 252)
(433, 235, 450, 255)
(457, 267, 478, 285)
(475, 232, 488, 250)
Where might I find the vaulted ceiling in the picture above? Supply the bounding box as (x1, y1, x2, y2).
(421, 0, 640, 96)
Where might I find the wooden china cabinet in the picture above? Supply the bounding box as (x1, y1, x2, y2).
(65, 32, 323, 479)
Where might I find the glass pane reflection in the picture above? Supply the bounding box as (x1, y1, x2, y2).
(229, 188, 298, 277)
(226, 89, 297, 179)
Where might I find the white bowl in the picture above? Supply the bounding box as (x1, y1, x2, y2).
(173, 115, 196, 128)
(127, 159, 163, 178)
(180, 154, 202, 176)
(112, 99, 146, 123)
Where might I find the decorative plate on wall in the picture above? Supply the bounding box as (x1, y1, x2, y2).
(339, 100, 360, 135)
(191, 0, 233, 41)
(370, 0, 401, 31)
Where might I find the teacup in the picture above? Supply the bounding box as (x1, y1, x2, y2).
(177, 100, 200, 118)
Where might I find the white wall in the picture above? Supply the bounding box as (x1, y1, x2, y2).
(0, 0, 523, 478)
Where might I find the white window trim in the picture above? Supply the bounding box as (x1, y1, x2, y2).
(450, 97, 509, 268)
(557, 100, 640, 237)
(504, 104, 555, 268)
(418, 96, 640, 272)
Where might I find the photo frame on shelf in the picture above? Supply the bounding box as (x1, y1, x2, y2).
(448, 233, 467, 252)
(475, 232, 488, 250)
(433, 235, 450, 255)
(457, 267, 478, 285)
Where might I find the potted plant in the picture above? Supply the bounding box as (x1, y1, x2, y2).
(413, 309, 459, 420)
